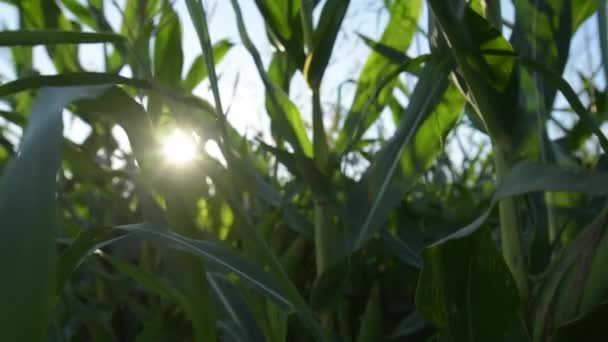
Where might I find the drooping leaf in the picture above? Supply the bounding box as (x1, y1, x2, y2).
(431, 161, 608, 244)
(0, 86, 108, 341)
(56, 227, 126, 293)
(116, 223, 293, 311)
(208, 273, 266, 342)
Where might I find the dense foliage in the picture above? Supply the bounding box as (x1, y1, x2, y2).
(1, 0, 608, 341)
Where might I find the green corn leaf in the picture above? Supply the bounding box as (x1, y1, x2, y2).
(56, 227, 127, 294)
(349, 60, 464, 252)
(103, 252, 215, 342)
(267, 51, 297, 92)
(116, 223, 294, 311)
(0, 86, 108, 342)
(415, 227, 520, 342)
(303, 0, 350, 88)
(253, 0, 305, 67)
(230, 0, 312, 158)
(183, 39, 234, 91)
(356, 283, 383, 342)
(388, 311, 427, 340)
(510, 0, 597, 117)
(530, 206, 608, 341)
(429, 161, 608, 245)
(380, 231, 423, 269)
(0, 29, 124, 46)
(267, 83, 313, 157)
(154, 5, 183, 86)
(202, 158, 327, 341)
(226, 156, 314, 238)
(357, 33, 419, 70)
(58, 0, 96, 28)
(337, 0, 422, 154)
(208, 273, 266, 342)
(551, 301, 608, 342)
(0, 72, 151, 97)
(103, 253, 188, 303)
(309, 259, 350, 310)
(416, 161, 608, 340)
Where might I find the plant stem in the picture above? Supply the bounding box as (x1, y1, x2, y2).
(494, 147, 529, 302)
(313, 88, 329, 171)
(312, 85, 334, 329)
(314, 198, 330, 276)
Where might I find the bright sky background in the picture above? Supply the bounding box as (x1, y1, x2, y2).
(0, 0, 606, 168)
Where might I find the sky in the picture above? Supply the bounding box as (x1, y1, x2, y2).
(0, 0, 606, 168)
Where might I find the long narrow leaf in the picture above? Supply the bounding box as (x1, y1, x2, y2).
(116, 223, 293, 310)
(0, 29, 124, 46)
(0, 86, 108, 341)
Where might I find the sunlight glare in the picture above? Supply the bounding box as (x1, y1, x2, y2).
(162, 129, 197, 165)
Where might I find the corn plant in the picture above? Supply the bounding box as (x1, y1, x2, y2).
(1, 0, 608, 341)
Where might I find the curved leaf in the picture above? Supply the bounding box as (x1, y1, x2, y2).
(208, 273, 266, 342)
(0, 86, 109, 342)
(116, 223, 293, 311)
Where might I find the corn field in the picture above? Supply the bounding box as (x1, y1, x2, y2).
(1, 0, 608, 341)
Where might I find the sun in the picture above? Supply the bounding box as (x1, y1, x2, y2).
(162, 129, 198, 165)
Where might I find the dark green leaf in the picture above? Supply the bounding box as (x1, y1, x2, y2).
(416, 227, 520, 341)
(116, 223, 294, 311)
(0, 86, 108, 341)
(349, 61, 463, 252)
(208, 273, 266, 342)
(0, 29, 124, 46)
(551, 301, 608, 342)
(0, 72, 151, 97)
(303, 0, 350, 88)
(388, 311, 428, 340)
(356, 283, 383, 342)
(253, 0, 305, 67)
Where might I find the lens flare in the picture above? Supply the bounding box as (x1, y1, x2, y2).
(162, 129, 197, 165)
